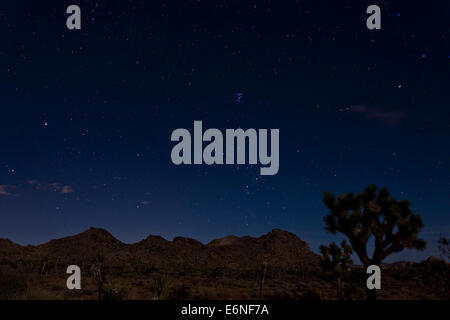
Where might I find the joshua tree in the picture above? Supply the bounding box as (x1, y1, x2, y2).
(300, 261, 308, 280)
(91, 252, 105, 300)
(438, 237, 450, 260)
(259, 261, 270, 300)
(153, 274, 174, 300)
(323, 184, 426, 300)
(320, 240, 353, 300)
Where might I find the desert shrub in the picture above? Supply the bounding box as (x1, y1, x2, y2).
(207, 267, 224, 279)
(300, 288, 322, 300)
(287, 264, 310, 280)
(285, 268, 300, 276)
(153, 274, 174, 300)
(392, 266, 416, 282)
(343, 282, 365, 300)
(141, 264, 156, 275)
(236, 268, 259, 280)
(116, 265, 126, 275)
(347, 268, 366, 285)
(94, 251, 105, 264)
(102, 285, 126, 300)
(130, 259, 142, 274)
(179, 262, 196, 276)
(39, 257, 52, 275)
(0, 265, 29, 299)
(420, 257, 450, 299)
(173, 284, 190, 299)
(2, 259, 18, 269)
(311, 269, 334, 282)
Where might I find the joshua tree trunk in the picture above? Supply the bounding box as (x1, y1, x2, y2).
(301, 262, 307, 280)
(93, 264, 104, 300)
(259, 273, 265, 300)
(366, 287, 376, 301)
(337, 277, 343, 300)
(259, 263, 268, 300)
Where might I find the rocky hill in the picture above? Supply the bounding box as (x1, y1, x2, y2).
(0, 227, 320, 271)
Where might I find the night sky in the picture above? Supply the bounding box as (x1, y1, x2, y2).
(0, 1, 449, 262)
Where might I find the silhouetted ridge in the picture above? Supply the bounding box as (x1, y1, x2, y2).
(173, 237, 203, 246)
(0, 228, 320, 269)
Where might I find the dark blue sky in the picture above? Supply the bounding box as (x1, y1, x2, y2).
(0, 0, 449, 262)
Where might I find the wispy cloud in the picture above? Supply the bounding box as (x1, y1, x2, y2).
(0, 185, 17, 196)
(28, 180, 74, 194)
(350, 104, 406, 125)
(61, 185, 74, 194)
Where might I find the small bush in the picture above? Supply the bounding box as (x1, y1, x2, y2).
(173, 284, 190, 299)
(207, 267, 224, 279)
(236, 268, 259, 280)
(343, 282, 365, 300)
(102, 285, 126, 300)
(300, 288, 322, 300)
(0, 265, 29, 299)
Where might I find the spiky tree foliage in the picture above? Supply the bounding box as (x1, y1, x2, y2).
(320, 240, 353, 300)
(438, 237, 450, 260)
(153, 274, 174, 300)
(323, 184, 426, 300)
